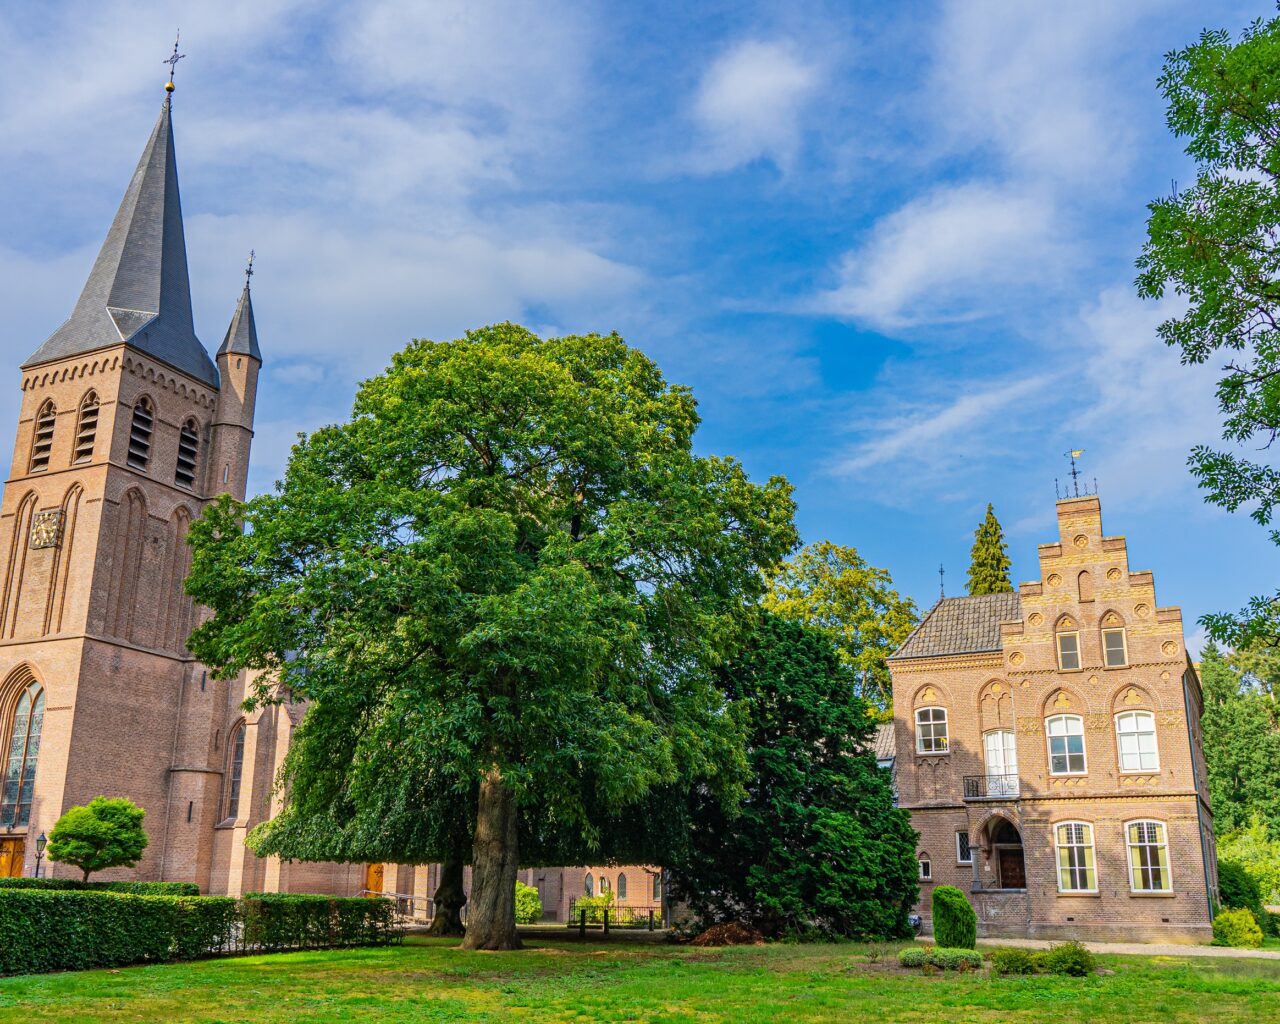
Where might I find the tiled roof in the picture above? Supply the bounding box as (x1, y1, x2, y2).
(889, 592, 1021, 660)
(872, 722, 896, 761)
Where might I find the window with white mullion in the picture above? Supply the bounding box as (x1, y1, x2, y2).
(1116, 711, 1159, 772)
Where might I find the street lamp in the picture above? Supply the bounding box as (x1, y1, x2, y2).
(34, 832, 47, 878)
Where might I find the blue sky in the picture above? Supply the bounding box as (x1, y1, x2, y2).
(0, 0, 1273, 648)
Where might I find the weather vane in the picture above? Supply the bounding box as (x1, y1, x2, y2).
(245, 249, 255, 286)
(1055, 449, 1097, 500)
(938, 563, 945, 600)
(163, 31, 185, 92)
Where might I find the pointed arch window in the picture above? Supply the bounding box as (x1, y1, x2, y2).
(584, 873, 594, 897)
(1, 683, 45, 829)
(175, 420, 199, 488)
(29, 401, 56, 473)
(73, 392, 99, 464)
(225, 724, 246, 820)
(617, 873, 627, 900)
(127, 398, 154, 471)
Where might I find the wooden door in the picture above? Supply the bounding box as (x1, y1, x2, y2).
(365, 862, 384, 895)
(0, 838, 24, 878)
(998, 848, 1026, 889)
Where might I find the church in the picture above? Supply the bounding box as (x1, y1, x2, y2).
(0, 81, 657, 921)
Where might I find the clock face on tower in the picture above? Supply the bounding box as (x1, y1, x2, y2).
(29, 509, 64, 550)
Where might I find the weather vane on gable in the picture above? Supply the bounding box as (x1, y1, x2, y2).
(163, 31, 185, 92)
(1055, 449, 1097, 500)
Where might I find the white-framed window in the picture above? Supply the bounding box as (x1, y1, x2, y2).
(1046, 714, 1087, 774)
(1057, 632, 1081, 670)
(1055, 821, 1097, 892)
(915, 707, 948, 754)
(1102, 628, 1128, 667)
(1127, 820, 1172, 893)
(919, 857, 932, 881)
(956, 831, 972, 864)
(1115, 711, 1159, 773)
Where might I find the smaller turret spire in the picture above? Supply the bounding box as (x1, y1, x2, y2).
(218, 255, 262, 363)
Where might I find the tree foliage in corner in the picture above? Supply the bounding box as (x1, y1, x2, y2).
(47, 797, 148, 882)
(665, 611, 919, 940)
(966, 503, 1013, 595)
(763, 541, 917, 713)
(1137, 14, 1280, 646)
(185, 324, 797, 950)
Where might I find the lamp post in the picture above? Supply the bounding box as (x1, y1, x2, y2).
(34, 832, 47, 878)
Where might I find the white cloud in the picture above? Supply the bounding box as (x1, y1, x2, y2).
(817, 183, 1065, 329)
(689, 39, 819, 173)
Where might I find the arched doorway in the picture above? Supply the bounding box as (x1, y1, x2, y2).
(988, 818, 1025, 889)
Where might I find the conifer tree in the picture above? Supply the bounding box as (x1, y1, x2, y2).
(966, 504, 1013, 595)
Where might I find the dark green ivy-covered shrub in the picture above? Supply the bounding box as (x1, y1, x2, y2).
(931, 886, 976, 949)
(0, 877, 198, 896)
(1213, 907, 1264, 948)
(1218, 861, 1269, 930)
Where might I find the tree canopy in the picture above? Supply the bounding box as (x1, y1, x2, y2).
(1137, 14, 1280, 646)
(47, 797, 148, 882)
(665, 611, 918, 940)
(966, 503, 1013, 595)
(763, 541, 917, 713)
(186, 324, 797, 949)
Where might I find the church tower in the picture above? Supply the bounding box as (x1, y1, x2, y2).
(0, 80, 261, 882)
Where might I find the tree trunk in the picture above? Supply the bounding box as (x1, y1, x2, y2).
(460, 768, 521, 950)
(82, 868, 91, 882)
(426, 849, 467, 937)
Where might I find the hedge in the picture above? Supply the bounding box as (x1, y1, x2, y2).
(0, 889, 399, 976)
(898, 946, 983, 970)
(0, 877, 199, 896)
(932, 886, 977, 949)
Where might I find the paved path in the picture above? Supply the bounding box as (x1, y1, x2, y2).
(972, 936, 1280, 960)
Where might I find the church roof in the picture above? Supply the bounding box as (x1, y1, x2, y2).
(889, 592, 1021, 660)
(218, 281, 261, 362)
(23, 96, 218, 388)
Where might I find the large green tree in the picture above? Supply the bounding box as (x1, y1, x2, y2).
(665, 611, 918, 940)
(1200, 642, 1280, 838)
(966, 503, 1013, 595)
(186, 324, 797, 950)
(1137, 14, 1280, 646)
(763, 541, 917, 713)
(47, 797, 148, 882)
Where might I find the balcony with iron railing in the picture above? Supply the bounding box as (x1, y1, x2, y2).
(962, 774, 1020, 800)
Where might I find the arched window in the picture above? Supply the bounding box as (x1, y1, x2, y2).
(584, 873, 594, 897)
(652, 873, 662, 902)
(73, 392, 99, 465)
(1, 683, 44, 828)
(225, 724, 246, 819)
(915, 707, 948, 753)
(175, 420, 199, 488)
(918, 855, 932, 881)
(127, 398, 154, 470)
(1046, 714, 1086, 774)
(1126, 820, 1172, 892)
(29, 401, 56, 473)
(617, 873, 627, 899)
(600, 875, 610, 893)
(1054, 821, 1096, 892)
(1077, 570, 1094, 603)
(1115, 711, 1159, 772)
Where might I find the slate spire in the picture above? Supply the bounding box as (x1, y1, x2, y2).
(218, 276, 261, 363)
(24, 94, 218, 387)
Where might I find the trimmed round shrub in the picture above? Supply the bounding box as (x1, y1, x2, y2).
(929, 947, 983, 971)
(932, 886, 977, 949)
(1213, 907, 1264, 948)
(514, 881, 543, 924)
(1039, 940, 1096, 976)
(898, 947, 927, 968)
(990, 947, 1036, 975)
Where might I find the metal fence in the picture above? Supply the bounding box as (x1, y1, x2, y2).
(962, 774, 1020, 799)
(566, 899, 664, 930)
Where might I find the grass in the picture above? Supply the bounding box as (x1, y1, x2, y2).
(0, 936, 1277, 1023)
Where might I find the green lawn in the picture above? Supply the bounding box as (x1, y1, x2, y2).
(0, 936, 1277, 1023)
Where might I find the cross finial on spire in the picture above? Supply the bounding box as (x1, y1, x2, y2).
(939, 563, 945, 599)
(245, 249, 255, 287)
(163, 30, 185, 93)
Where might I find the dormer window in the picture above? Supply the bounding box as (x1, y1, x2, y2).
(1057, 631, 1081, 671)
(73, 392, 99, 464)
(175, 420, 199, 488)
(127, 398, 154, 470)
(29, 400, 56, 473)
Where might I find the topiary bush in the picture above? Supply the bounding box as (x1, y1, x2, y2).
(46, 796, 148, 881)
(898, 946, 982, 971)
(931, 886, 977, 949)
(514, 881, 542, 924)
(1038, 940, 1096, 976)
(1213, 907, 1264, 948)
(898, 947, 927, 968)
(990, 947, 1036, 975)
(0, 877, 198, 896)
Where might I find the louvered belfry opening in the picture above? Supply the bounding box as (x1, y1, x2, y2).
(127, 398, 154, 470)
(73, 392, 99, 464)
(175, 420, 199, 488)
(29, 401, 56, 472)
